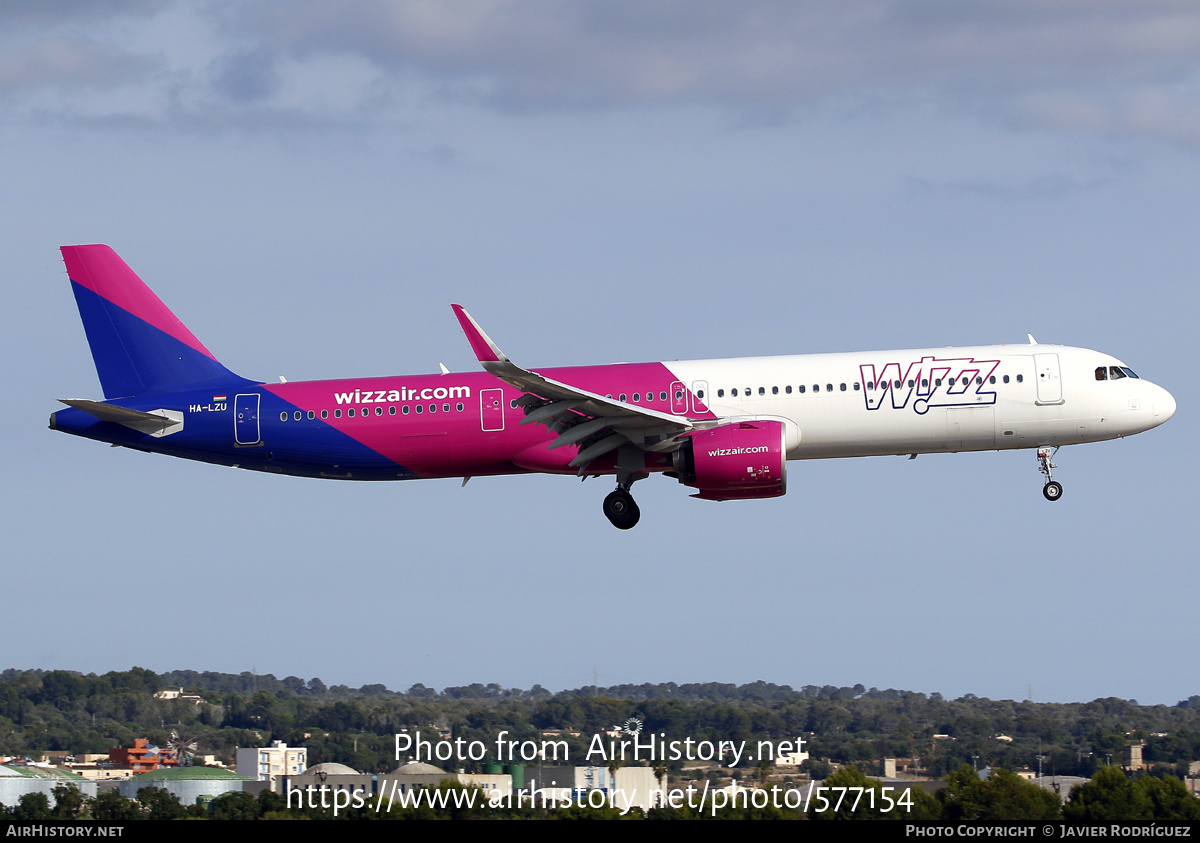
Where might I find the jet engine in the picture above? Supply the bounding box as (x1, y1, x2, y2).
(671, 420, 787, 501)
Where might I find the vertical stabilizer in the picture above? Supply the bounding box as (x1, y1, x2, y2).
(61, 245, 251, 398)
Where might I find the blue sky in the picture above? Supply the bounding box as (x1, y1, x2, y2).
(3, 2, 1196, 705)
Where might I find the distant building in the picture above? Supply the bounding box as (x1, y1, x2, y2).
(0, 765, 97, 809)
(119, 767, 249, 805)
(109, 739, 178, 772)
(65, 766, 134, 783)
(539, 729, 582, 739)
(287, 761, 514, 808)
(1124, 743, 1145, 771)
(377, 761, 511, 800)
(236, 741, 307, 792)
(776, 747, 810, 767)
(880, 757, 925, 778)
(524, 766, 664, 812)
(289, 762, 372, 798)
(153, 688, 205, 705)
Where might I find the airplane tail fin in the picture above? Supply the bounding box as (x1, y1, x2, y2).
(61, 245, 252, 399)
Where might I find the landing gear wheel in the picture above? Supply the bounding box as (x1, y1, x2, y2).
(603, 490, 641, 530)
(1036, 446, 1062, 502)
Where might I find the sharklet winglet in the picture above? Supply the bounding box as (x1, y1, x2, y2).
(451, 304, 508, 365)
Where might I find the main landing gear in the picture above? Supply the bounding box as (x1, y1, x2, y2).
(602, 445, 647, 530)
(1037, 446, 1063, 502)
(603, 488, 640, 530)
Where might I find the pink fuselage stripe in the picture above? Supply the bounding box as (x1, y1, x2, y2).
(261, 362, 711, 476)
(62, 245, 218, 361)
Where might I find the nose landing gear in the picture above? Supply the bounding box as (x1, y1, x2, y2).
(1037, 446, 1063, 501)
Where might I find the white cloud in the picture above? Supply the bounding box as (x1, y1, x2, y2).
(0, 38, 156, 95)
(4, 1, 1200, 145)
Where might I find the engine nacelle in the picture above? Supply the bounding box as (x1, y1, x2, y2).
(673, 420, 787, 501)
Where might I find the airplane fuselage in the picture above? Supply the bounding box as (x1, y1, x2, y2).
(51, 344, 1173, 479)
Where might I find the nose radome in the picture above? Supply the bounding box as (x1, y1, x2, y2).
(1156, 386, 1176, 423)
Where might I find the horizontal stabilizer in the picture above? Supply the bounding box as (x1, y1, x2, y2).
(59, 399, 183, 437)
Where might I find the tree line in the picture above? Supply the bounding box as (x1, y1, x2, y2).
(3, 667, 1200, 781)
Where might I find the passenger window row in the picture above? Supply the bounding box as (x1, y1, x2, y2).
(279, 402, 466, 422)
(603, 391, 670, 403)
(711, 374, 1022, 399)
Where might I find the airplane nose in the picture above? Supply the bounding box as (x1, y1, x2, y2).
(1156, 386, 1176, 424)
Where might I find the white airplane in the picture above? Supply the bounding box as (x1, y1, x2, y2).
(51, 246, 1177, 529)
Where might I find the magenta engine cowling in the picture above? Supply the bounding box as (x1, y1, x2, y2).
(674, 420, 787, 501)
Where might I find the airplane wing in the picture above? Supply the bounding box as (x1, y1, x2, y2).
(451, 305, 695, 470)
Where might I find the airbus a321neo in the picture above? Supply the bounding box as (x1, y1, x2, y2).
(49, 245, 1176, 529)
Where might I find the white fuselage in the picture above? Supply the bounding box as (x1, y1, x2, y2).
(664, 344, 1175, 460)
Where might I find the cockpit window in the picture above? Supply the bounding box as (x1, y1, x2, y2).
(1096, 367, 1107, 381)
(1121, 367, 1139, 379)
(1109, 366, 1126, 380)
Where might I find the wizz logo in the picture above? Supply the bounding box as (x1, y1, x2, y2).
(859, 356, 1000, 415)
